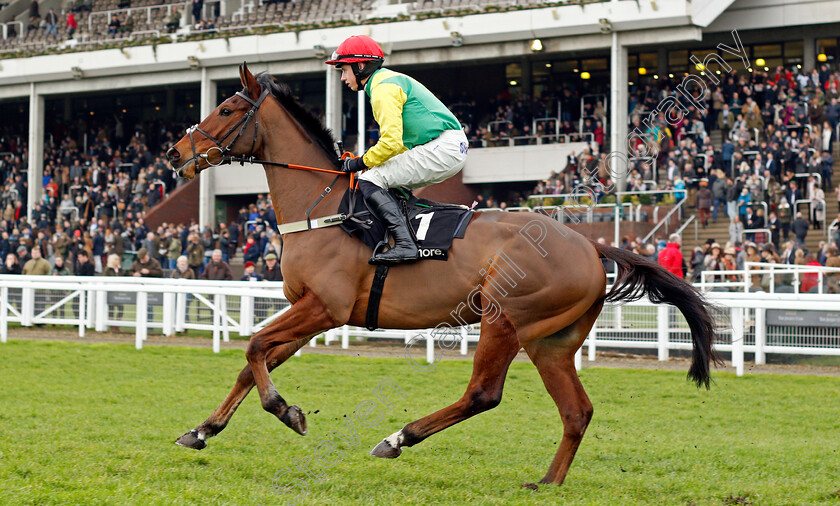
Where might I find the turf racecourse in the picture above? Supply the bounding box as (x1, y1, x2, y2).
(1, 341, 839, 505)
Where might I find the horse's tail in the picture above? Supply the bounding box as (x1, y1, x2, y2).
(591, 241, 723, 389)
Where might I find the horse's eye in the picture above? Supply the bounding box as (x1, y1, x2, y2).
(220, 108, 232, 117)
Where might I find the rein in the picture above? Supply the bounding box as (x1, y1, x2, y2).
(185, 86, 365, 235)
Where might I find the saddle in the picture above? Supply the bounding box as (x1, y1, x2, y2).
(337, 187, 474, 261)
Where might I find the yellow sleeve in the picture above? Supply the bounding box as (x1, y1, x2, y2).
(362, 82, 408, 168)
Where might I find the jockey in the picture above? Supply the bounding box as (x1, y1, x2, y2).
(325, 35, 468, 265)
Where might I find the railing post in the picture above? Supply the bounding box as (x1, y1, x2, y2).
(86, 288, 95, 329)
(240, 295, 253, 336)
(212, 294, 221, 353)
(754, 307, 766, 365)
(0, 286, 7, 343)
(587, 319, 597, 362)
(657, 305, 669, 361)
(220, 295, 229, 343)
(175, 292, 186, 332)
(426, 332, 435, 365)
(136, 291, 147, 350)
(162, 292, 175, 336)
(341, 325, 349, 349)
(21, 287, 33, 326)
(95, 288, 107, 332)
(574, 347, 582, 371)
(460, 327, 468, 355)
(78, 288, 86, 338)
(731, 307, 744, 377)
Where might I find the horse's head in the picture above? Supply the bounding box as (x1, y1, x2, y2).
(167, 63, 269, 179)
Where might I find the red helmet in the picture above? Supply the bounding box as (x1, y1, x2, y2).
(324, 35, 385, 66)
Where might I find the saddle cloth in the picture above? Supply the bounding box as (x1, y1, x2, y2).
(337, 188, 474, 261)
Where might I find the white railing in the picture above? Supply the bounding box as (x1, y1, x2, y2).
(698, 262, 840, 294)
(3, 274, 840, 376)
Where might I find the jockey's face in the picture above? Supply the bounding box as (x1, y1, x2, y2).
(339, 63, 364, 92)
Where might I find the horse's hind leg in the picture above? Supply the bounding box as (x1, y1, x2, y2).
(175, 336, 311, 450)
(370, 310, 521, 458)
(524, 299, 603, 486)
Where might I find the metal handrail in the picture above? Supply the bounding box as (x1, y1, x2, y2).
(2, 21, 23, 40)
(87, 2, 188, 31)
(642, 195, 688, 244)
(828, 219, 838, 239)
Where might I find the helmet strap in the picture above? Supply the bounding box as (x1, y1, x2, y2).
(351, 60, 383, 89)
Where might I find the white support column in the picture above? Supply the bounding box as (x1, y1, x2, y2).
(341, 325, 349, 349)
(95, 289, 108, 332)
(657, 305, 670, 361)
(357, 90, 365, 156)
(587, 321, 597, 362)
(731, 307, 744, 376)
(28, 83, 44, 220)
(198, 68, 218, 230)
(754, 307, 766, 365)
(574, 347, 582, 371)
(609, 31, 629, 194)
(460, 327, 468, 356)
(426, 332, 435, 365)
(175, 292, 186, 332)
(21, 287, 33, 326)
(220, 294, 229, 342)
(803, 35, 816, 72)
(325, 65, 342, 143)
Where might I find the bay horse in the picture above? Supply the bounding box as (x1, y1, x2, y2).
(166, 63, 721, 486)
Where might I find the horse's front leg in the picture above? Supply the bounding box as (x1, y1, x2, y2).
(246, 290, 337, 426)
(175, 335, 311, 450)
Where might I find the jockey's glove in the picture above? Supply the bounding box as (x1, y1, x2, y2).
(341, 156, 367, 173)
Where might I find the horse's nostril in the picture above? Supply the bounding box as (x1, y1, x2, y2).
(167, 147, 181, 162)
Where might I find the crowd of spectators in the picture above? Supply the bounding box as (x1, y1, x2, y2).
(0, 109, 286, 283)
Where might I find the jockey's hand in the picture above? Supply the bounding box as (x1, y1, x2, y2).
(341, 156, 367, 173)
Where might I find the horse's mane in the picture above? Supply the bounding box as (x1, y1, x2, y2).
(255, 72, 342, 169)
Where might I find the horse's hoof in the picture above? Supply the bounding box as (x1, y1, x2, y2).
(175, 429, 207, 450)
(370, 439, 402, 459)
(280, 405, 307, 436)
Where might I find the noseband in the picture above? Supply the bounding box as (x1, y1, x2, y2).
(183, 87, 271, 170)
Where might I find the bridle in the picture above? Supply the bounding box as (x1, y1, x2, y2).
(182, 87, 271, 171)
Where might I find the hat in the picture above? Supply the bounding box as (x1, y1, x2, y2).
(724, 247, 736, 255)
(244, 261, 255, 269)
(74, 230, 82, 237)
(264, 253, 277, 261)
(16, 245, 27, 253)
(711, 242, 721, 250)
(137, 247, 148, 259)
(77, 249, 88, 257)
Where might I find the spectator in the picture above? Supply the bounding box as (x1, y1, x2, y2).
(45, 8, 58, 39)
(729, 215, 743, 245)
(22, 247, 51, 275)
(657, 233, 683, 279)
(696, 181, 712, 227)
(792, 211, 809, 247)
(1, 252, 21, 274)
(201, 249, 232, 280)
(66, 11, 78, 39)
(166, 231, 181, 270)
(240, 261, 262, 281)
(103, 254, 125, 330)
(826, 245, 840, 293)
(800, 253, 822, 293)
(165, 11, 180, 33)
(262, 252, 282, 281)
(171, 255, 195, 279)
(242, 234, 260, 265)
(186, 233, 204, 277)
(129, 248, 163, 277)
(52, 256, 71, 276)
(192, 0, 203, 24)
(107, 15, 121, 36)
(74, 250, 96, 276)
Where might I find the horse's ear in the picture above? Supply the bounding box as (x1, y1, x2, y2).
(240, 62, 260, 99)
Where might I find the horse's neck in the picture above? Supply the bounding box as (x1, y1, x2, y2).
(261, 142, 347, 226)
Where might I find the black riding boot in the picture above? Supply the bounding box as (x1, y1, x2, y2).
(365, 189, 419, 265)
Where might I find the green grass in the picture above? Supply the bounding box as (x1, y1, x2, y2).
(1, 341, 839, 505)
